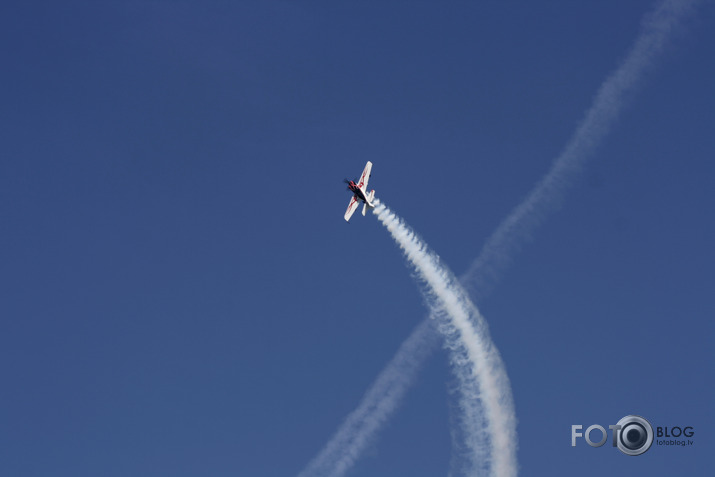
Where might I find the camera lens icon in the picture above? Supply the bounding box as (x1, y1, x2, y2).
(616, 415, 653, 456)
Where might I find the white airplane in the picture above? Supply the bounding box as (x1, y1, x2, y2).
(344, 161, 376, 222)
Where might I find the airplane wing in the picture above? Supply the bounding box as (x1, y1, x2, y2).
(357, 161, 372, 191)
(344, 195, 359, 222)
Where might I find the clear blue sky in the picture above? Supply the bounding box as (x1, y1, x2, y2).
(1, 2, 713, 476)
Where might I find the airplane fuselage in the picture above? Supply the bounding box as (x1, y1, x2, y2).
(348, 182, 368, 203)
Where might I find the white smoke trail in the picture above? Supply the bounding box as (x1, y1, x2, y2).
(374, 201, 517, 477)
(297, 1, 699, 476)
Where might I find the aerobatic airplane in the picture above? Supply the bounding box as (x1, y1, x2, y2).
(344, 161, 376, 222)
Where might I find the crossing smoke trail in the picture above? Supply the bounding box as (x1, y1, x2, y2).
(373, 201, 517, 477)
(296, 319, 440, 477)
(463, 0, 701, 301)
(297, 1, 699, 476)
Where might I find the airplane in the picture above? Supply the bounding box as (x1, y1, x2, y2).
(344, 161, 376, 222)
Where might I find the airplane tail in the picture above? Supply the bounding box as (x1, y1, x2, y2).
(362, 190, 376, 216)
